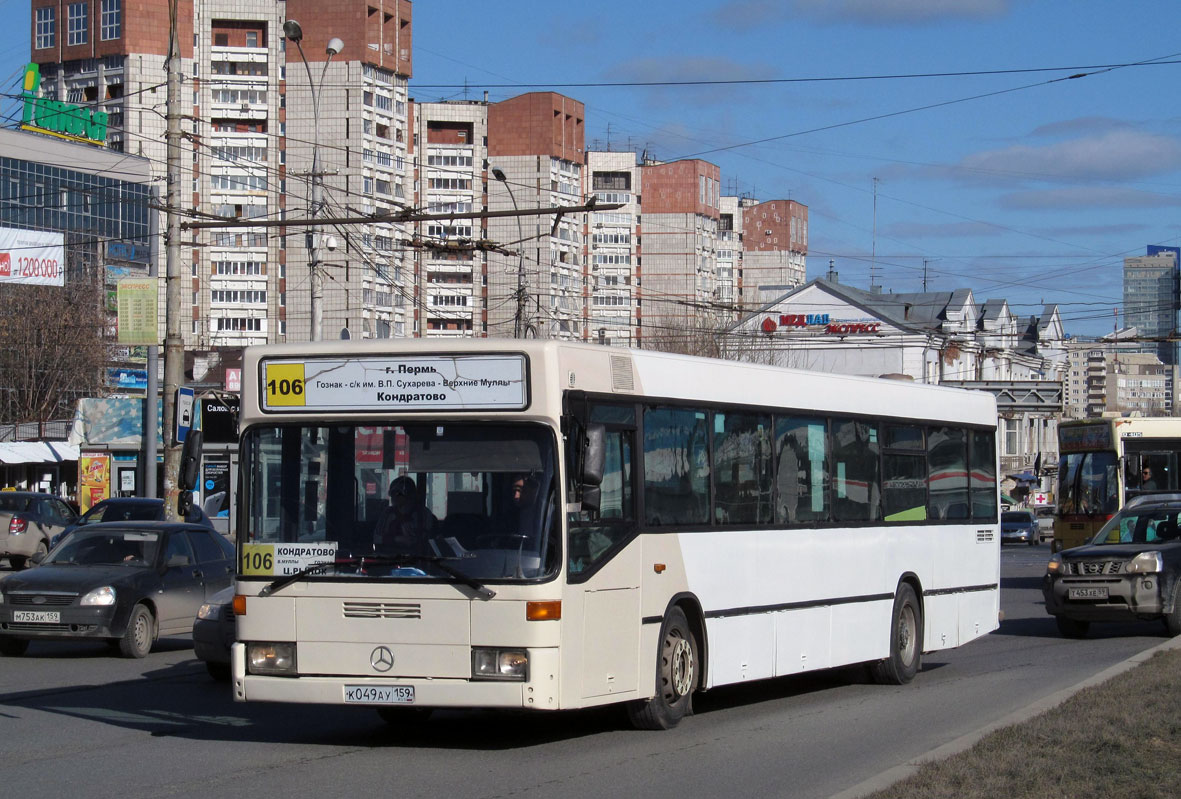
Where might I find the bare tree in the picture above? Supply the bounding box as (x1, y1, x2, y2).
(0, 282, 108, 426)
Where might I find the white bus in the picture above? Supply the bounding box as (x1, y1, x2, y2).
(230, 340, 1000, 729)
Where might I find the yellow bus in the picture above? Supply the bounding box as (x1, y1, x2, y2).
(1055, 416, 1181, 551)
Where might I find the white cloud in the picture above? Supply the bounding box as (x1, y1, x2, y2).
(884, 221, 1003, 238)
(963, 129, 1181, 183)
(1000, 187, 1181, 210)
(713, 0, 1008, 29)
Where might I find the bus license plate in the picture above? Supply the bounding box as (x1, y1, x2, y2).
(13, 610, 59, 623)
(1068, 587, 1108, 600)
(343, 685, 415, 705)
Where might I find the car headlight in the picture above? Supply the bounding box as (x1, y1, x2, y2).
(472, 647, 528, 681)
(1126, 552, 1163, 574)
(247, 642, 297, 675)
(80, 586, 116, 606)
(1046, 554, 1062, 574)
(196, 602, 222, 621)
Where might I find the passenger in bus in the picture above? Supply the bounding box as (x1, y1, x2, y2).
(373, 475, 436, 554)
(1140, 465, 1161, 491)
(494, 473, 529, 536)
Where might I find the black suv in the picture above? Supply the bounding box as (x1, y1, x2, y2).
(1043, 493, 1181, 638)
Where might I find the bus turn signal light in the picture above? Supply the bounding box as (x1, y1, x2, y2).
(233, 594, 247, 616)
(526, 600, 561, 621)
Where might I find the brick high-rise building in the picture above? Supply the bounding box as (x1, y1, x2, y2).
(29, 0, 415, 346)
(486, 92, 584, 340)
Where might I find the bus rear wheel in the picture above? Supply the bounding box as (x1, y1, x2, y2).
(627, 606, 698, 730)
(871, 583, 922, 685)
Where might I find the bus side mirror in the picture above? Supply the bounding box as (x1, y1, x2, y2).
(581, 424, 605, 512)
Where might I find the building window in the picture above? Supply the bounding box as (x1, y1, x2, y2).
(100, 0, 120, 40)
(246, 30, 258, 47)
(35, 7, 55, 49)
(67, 2, 88, 46)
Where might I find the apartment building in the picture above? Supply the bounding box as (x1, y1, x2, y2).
(586, 150, 640, 345)
(637, 158, 721, 349)
(740, 199, 807, 311)
(485, 92, 585, 340)
(1063, 337, 1170, 419)
(412, 99, 488, 336)
(29, 0, 414, 346)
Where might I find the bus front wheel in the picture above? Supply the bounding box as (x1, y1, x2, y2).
(626, 606, 698, 730)
(871, 583, 922, 685)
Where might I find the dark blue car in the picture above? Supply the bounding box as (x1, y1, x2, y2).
(0, 521, 234, 658)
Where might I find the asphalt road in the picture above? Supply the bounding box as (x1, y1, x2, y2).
(0, 544, 1171, 799)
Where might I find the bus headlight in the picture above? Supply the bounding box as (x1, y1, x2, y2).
(472, 648, 528, 681)
(247, 642, 298, 675)
(1127, 552, 1163, 574)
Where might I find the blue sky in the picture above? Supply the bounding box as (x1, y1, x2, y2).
(3, 0, 1179, 338)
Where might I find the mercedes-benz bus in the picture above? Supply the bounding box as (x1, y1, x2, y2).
(230, 340, 1000, 729)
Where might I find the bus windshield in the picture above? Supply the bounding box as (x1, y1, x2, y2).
(241, 423, 560, 581)
(1058, 450, 1118, 517)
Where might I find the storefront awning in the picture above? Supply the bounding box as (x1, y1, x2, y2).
(0, 442, 79, 464)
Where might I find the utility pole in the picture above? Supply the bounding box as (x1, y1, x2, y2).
(161, 0, 184, 520)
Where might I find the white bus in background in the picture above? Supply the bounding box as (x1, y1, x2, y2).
(230, 340, 1001, 729)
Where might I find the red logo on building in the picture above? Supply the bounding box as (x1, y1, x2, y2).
(761, 317, 777, 334)
(0, 252, 10, 277)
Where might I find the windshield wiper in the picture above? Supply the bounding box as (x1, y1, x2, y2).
(258, 554, 495, 600)
(376, 552, 496, 599)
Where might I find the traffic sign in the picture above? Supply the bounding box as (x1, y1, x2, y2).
(176, 386, 194, 444)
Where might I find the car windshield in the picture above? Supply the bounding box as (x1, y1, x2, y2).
(1093, 507, 1181, 546)
(45, 528, 161, 565)
(1002, 512, 1032, 523)
(79, 501, 160, 525)
(241, 423, 559, 581)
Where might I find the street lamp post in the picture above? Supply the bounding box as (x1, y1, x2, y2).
(284, 20, 343, 342)
(491, 167, 526, 338)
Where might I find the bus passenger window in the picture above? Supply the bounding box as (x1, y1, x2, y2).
(774, 416, 828, 524)
(643, 408, 709, 526)
(831, 420, 881, 522)
(713, 412, 772, 525)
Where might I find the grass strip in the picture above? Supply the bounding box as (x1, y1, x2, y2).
(865, 647, 1181, 799)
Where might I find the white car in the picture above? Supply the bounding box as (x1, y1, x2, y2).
(1035, 506, 1055, 542)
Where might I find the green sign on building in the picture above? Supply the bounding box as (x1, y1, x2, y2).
(20, 63, 109, 146)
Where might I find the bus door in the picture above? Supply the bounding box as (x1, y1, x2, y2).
(565, 399, 641, 701)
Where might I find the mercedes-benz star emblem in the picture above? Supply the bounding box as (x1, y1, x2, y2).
(370, 646, 394, 672)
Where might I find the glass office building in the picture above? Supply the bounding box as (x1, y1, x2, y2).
(0, 127, 152, 280)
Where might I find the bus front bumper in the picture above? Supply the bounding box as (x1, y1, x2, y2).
(231, 642, 561, 710)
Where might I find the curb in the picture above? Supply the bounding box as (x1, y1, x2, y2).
(828, 634, 1181, 799)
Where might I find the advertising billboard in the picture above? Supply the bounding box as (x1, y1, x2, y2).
(0, 227, 65, 286)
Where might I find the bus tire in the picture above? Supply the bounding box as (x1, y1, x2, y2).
(871, 583, 922, 685)
(626, 606, 698, 730)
